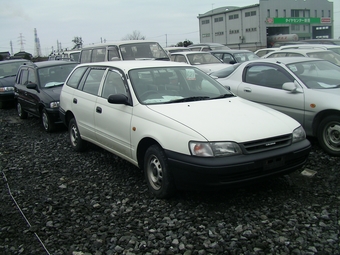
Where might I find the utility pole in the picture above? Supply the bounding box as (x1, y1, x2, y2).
(18, 33, 25, 52)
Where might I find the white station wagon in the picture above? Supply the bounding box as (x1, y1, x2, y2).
(59, 61, 311, 198)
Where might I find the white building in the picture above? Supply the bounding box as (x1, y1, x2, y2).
(197, 0, 334, 50)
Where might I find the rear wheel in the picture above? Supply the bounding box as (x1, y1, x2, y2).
(317, 115, 340, 156)
(17, 102, 28, 119)
(144, 144, 175, 198)
(68, 118, 87, 152)
(41, 109, 55, 132)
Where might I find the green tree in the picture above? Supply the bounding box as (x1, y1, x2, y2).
(176, 39, 193, 47)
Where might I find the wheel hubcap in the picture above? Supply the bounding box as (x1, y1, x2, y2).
(324, 123, 340, 151)
(147, 155, 163, 190)
(42, 112, 48, 130)
(70, 125, 78, 146)
(17, 103, 22, 116)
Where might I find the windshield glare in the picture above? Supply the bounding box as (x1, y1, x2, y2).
(288, 60, 340, 89)
(129, 67, 232, 104)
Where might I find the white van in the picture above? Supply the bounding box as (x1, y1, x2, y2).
(79, 40, 170, 63)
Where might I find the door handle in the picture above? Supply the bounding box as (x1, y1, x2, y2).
(244, 87, 252, 93)
(96, 107, 102, 113)
(73, 98, 77, 104)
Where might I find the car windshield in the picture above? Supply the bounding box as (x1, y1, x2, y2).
(119, 42, 169, 60)
(38, 63, 77, 88)
(187, 53, 222, 65)
(0, 61, 28, 78)
(287, 60, 340, 89)
(306, 51, 340, 66)
(129, 66, 233, 105)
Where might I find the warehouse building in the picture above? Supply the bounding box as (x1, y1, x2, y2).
(197, 0, 334, 50)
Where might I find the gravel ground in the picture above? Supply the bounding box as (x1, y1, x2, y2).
(0, 107, 339, 255)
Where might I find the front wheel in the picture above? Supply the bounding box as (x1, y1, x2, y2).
(41, 109, 55, 132)
(317, 115, 340, 156)
(144, 144, 175, 198)
(17, 102, 28, 119)
(68, 118, 87, 152)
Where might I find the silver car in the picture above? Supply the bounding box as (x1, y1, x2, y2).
(213, 57, 340, 156)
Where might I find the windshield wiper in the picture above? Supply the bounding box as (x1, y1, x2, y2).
(211, 93, 235, 99)
(166, 96, 210, 104)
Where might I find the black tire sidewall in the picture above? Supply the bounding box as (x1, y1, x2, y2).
(68, 118, 86, 152)
(144, 144, 175, 198)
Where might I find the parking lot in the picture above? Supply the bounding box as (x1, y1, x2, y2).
(0, 107, 339, 255)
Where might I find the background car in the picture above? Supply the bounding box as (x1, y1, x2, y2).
(254, 48, 280, 57)
(262, 48, 340, 66)
(0, 59, 31, 108)
(214, 57, 340, 156)
(278, 44, 340, 55)
(59, 60, 310, 198)
(14, 60, 77, 132)
(188, 43, 230, 51)
(164, 47, 191, 56)
(210, 49, 259, 64)
(170, 51, 229, 73)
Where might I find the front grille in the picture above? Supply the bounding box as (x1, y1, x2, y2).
(241, 134, 292, 154)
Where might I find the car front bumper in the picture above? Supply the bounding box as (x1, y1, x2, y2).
(165, 139, 311, 189)
(0, 91, 15, 103)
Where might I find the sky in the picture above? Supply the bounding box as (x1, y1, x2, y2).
(0, 0, 339, 56)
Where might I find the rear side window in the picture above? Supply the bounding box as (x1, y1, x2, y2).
(92, 48, 106, 62)
(82, 68, 106, 95)
(80, 49, 92, 63)
(66, 67, 88, 88)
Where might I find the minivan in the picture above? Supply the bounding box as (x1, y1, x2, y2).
(79, 40, 170, 63)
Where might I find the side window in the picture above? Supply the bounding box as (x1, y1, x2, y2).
(108, 47, 120, 61)
(27, 68, 37, 84)
(245, 65, 292, 89)
(267, 53, 286, 58)
(92, 48, 106, 62)
(80, 49, 92, 63)
(82, 68, 106, 95)
(101, 69, 127, 98)
(173, 55, 187, 63)
(66, 67, 88, 88)
(17, 69, 28, 85)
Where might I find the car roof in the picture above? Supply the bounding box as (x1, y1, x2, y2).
(82, 40, 161, 49)
(76, 60, 191, 70)
(0, 59, 30, 65)
(189, 43, 225, 47)
(279, 44, 340, 50)
(170, 51, 211, 55)
(267, 48, 333, 54)
(26, 60, 77, 68)
(239, 56, 324, 65)
(210, 50, 253, 53)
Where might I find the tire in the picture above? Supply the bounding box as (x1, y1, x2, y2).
(144, 144, 176, 198)
(41, 109, 55, 132)
(68, 118, 87, 152)
(317, 115, 340, 156)
(17, 102, 28, 119)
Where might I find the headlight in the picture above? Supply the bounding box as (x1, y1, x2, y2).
(0, 87, 15, 92)
(49, 101, 60, 108)
(292, 126, 306, 143)
(189, 141, 242, 157)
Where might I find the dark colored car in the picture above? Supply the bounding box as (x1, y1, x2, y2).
(14, 61, 77, 132)
(0, 59, 31, 108)
(210, 50, 259, 64)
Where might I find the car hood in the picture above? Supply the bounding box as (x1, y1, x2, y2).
(43, 86, 63, 101)
(0, 76, 16, 87)
(196, 64, 229, 73)
(147, 97, 300, 142)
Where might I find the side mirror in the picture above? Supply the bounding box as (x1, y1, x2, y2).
(107, 94, 129, 105)
(282, 81, 301, 93)
(26, 83, 38, 90)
